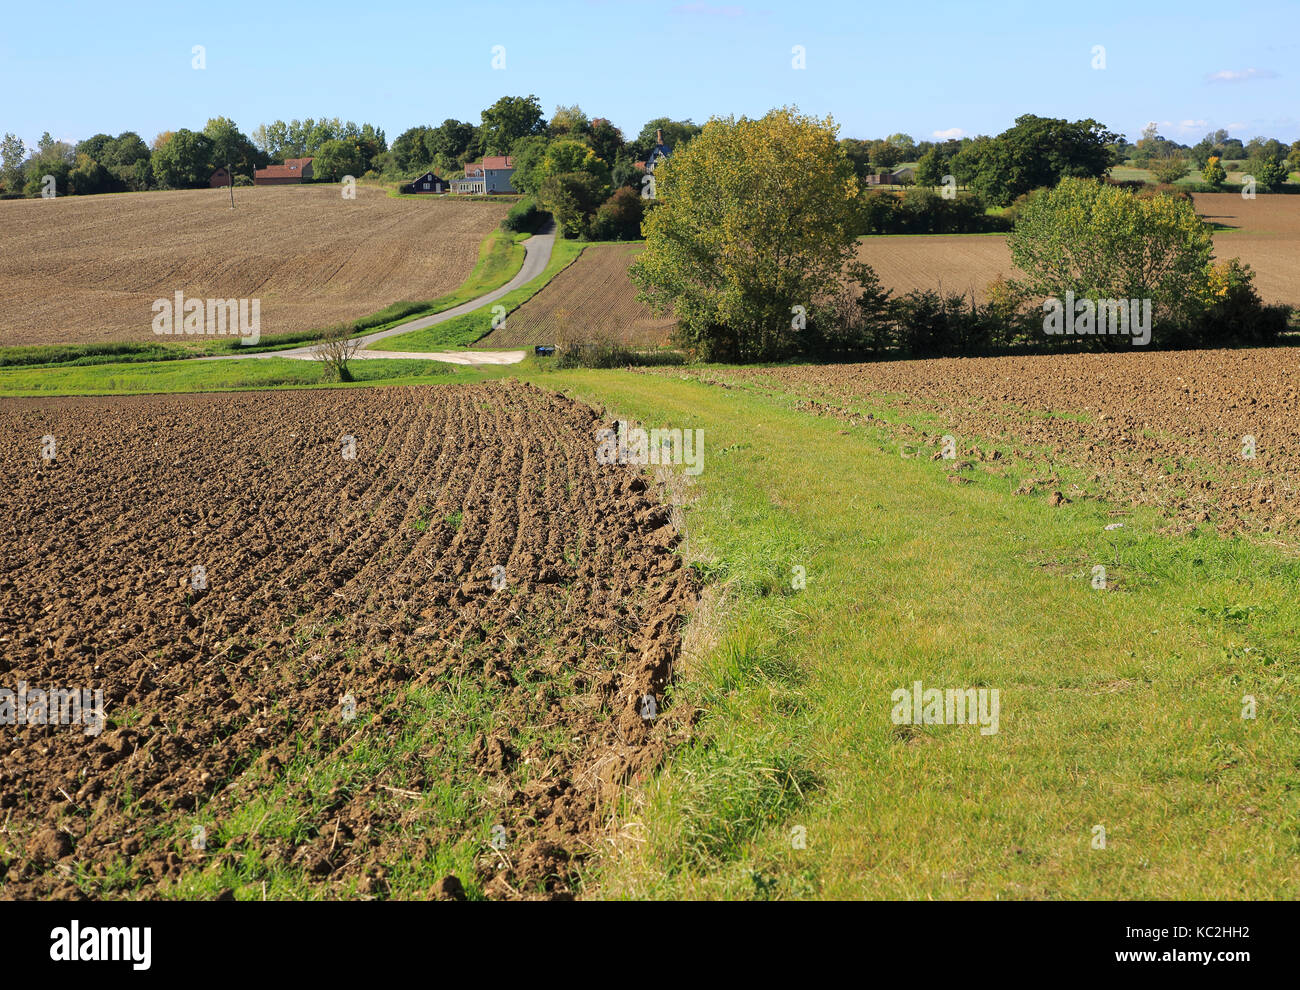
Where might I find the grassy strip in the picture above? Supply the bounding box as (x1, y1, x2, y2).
(0, 340, 206, 368)
(0, 231, 529, 369)
(369, 240, 586, 353)
(527, 367, 1299, 899)
(0, 357, 511, 396)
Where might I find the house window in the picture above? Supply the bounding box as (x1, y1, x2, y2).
(423, 182, 430, 189)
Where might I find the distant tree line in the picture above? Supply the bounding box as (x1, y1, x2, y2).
(1112, 123, 1297, 191)
(0, 115, 388, 197)
(848, 115, 1300, 237)
(0, 95, 707, 238)
(6, 102, 1295, 216)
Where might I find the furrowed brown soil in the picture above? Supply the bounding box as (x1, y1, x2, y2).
(481, 244, 675, 348)
(852, 193, 1300, 305)
(662, 347, 1300, 540)
(0, 186, 508, 347)
(0, 382, 693, 899)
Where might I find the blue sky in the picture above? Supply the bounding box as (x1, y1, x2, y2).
(2, 0, 1297, 149)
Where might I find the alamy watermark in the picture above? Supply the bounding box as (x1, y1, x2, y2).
(1, 682, 104, 736)
(1043, 292, 1151, 346)
(891, 680, 1000, 736)
(152, 292, 261, 344)
(596, 420, 704, 476)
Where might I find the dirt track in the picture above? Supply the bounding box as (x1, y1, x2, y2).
(0, 382, 693, 899)
(667, 347, 1300, 540)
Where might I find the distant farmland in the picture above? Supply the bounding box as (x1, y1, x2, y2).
(0, 186, 509, 347)
(481, 244, 674, 348)
(485, 192, 1300, 353)
(855, 193, 1300, 306)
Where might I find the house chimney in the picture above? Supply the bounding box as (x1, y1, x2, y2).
(656, 128, 663, 146)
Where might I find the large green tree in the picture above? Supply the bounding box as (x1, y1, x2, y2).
(478, 95, 545, 156)
(313, 138, 366, 181)
(538, 171, 607, 239)
(630, 106, 867, 361)
(537, 139, 610, 190)
(950, 115, 1120, 206)
(203, 116, 264, 177)
(150, 129, 214, 188)
(589, 119, 625, 168)
(548, 104, 590, 137)
(914, 146, 948, 188)
(505, 134, 552, 196)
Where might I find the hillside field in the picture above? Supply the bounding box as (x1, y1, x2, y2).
(0, 186, 510, 347)
(479, 244, 675, 348)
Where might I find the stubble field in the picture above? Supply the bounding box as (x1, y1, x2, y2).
(0, 186, 509, 347)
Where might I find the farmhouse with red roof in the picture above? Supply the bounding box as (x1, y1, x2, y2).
(451, 155, 516, 195)
(253, 157, 314, 185)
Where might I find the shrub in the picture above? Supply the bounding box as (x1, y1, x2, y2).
(501, 197, 546, 233)
(1245, 155, 1289, 191)
(538, 171, 606, 239)
(311, 322, 362, 382)
(860, 190, 901, 233)
(1191, 259, 1289, 346)
(589, 187, 645, 240)
(807, 262, 895, 357)
(860, 188, 1005, 234)
(1202, 156, 1227, 189)
(1001, 187, 1047, 228)
(893, 289, 992, 357)
(1151, 157, 1190, 184)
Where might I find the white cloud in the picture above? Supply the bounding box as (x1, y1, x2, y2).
(932, 127, 964, 140)
(1206, 68, 1278, 83)
(1177, 119, 1208, 130)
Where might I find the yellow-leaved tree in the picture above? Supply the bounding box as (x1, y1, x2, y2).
(630, 107, 867, 361)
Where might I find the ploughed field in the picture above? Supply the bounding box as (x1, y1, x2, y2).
(670, 347, 1300, 540)
(480, 244, 675, 348)
(0, 186, 509, 347)
(0, 382, 693, 899)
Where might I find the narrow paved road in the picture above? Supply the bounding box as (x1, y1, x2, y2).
(201, 218, 557, 366)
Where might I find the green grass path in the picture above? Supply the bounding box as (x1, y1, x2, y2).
(539, 368, 1299, 899)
